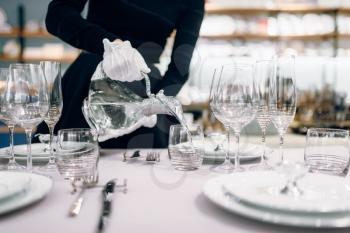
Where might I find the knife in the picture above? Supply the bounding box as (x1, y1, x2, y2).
(97, 180, 116, 233)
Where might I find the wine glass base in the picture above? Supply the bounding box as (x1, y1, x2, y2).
(213, 160, 246, 173)
(213, 160, 234, 173)
(233, 165, 245, 172)
(37, 162, 60, 176)
(2, 161, 25, 171)
(249, 161, 272, 171)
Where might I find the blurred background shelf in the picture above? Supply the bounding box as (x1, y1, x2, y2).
(206, 5, 350, 14)
(0, 28, 53, 39)
(0, 54, 79, 63)
(0, 29, 19, 37)
(182, 103, 209, 112)
(21, 30, 53, 39)
(201, 33, 336, 40)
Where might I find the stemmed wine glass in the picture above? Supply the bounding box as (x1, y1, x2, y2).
(4, 64, 49, 172)
(210, 63, 257, 172)
(250, 60, 274, 170)
(0, 68, 22, 170)
(39, 61, 63, 173)
(269, 55, 296, 164)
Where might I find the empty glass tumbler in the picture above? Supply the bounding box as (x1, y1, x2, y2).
(168, 125, 204, 171)
(304, 128, 350, 176)
(55, 128, 100, 182)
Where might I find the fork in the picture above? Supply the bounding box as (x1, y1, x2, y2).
(146, 152, 160, 162)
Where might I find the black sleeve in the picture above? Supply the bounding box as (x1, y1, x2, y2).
(45, 0, 118, 55)
(154, 0, 204, 96)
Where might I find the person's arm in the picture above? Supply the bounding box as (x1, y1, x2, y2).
(154, 0, 204, 96)
(45, 0, 118, 55)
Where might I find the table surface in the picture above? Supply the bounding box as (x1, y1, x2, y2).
(0, 148, 349, 233)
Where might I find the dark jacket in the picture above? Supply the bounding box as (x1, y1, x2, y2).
(36, 0, 204, 148)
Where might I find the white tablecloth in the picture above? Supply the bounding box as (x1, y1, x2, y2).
(0, 148, 349, 233)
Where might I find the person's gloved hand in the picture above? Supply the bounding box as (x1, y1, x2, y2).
(102, 39, 151, 82)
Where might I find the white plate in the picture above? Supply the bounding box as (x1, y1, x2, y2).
(203, 173, 350, 228)
(0, 171, 53, 215)
(0, 143, 87, 158)
(224, 171, 350, 214)
(0, 144, 50, 165)
(0, 143, 87, 166)
(204, 143, 265, 162)
(0, 144, 50, 157)
(0, 174, 31, 202)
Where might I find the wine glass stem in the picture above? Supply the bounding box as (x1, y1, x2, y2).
(224, 126, 231, 163)
(8, 125, 15, 164)
(25, 129, 33, 172)
(279, 133, 284, 162)
(48, 125, 55, 164)
(234, 132, 240, 169)
(261, 130, 266, 164)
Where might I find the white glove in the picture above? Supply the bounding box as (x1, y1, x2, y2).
(102, 39, 151, 82)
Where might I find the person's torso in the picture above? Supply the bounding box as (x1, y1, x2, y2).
(86, 0, 189, 62)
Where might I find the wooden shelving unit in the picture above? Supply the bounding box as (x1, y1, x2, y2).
(0, 24, 76, 64)
(338, 33, 350, 39)
(184, 4, 350, 112)
(0, 54, 78, 63)
(201, 32, 336, 41)
(0, 126, 24, 134)
(0, 28, 19, 37)
(21, 30, 54, 39)
(0, 28, 54, 38)
(0, 55, 19, 62)
(205, 5, 350, 14)
(201, 4, 350, 58)
(183, 103, 209, 112)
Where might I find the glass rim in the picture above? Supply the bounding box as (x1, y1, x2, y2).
(40, 61, 61, 65)
(256, 59, 273, 63)
(170, 124, 202, 129)
(9, 63, 42, 71)
(58, 128, 94, 134)
(214, 62, 254, 70)
(307, 128, 349, 134)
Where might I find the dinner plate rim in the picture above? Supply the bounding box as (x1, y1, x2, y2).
(203, 143, 267, 161)
(223, 171, 350, 214)
(203, 173, 350, 228)
(0, 144, 50, 158)
(0, 174, 31, 202)
(0, 171, 53, 215)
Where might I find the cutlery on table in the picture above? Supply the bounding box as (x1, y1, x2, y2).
(69, 177, 99, 217)
(123, 150, 141, 162)
(146, 152, 160, 162)
(97, 179, 127, 233)
(69, 184, 87, 217)
(123, 150, 160, 162)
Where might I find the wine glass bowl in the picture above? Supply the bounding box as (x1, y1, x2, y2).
(269, 55, 296, 163)
(0, 68, 22, 170)
(251, 60, 274, 170)
(210, 63, 257, 172)
(4, 64, 49, 171)
(40, 61, 63, 173)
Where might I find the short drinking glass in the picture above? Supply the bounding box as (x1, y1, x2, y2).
(56, 129, 99, 183)
(305, 128, 350, 176)
(168, 125, 204, 171)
